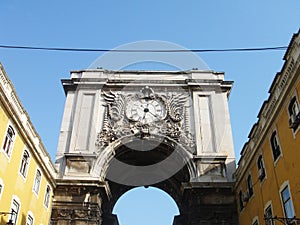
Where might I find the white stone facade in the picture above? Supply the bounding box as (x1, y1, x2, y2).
(55, 69, 236, 183)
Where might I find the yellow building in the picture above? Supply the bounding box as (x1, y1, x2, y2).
(0, 63, 56, 225)
(235, 30, 300, 225)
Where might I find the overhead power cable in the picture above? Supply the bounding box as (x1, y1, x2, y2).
(0, 44, 288, 53)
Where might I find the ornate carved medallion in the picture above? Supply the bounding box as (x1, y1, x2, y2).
(96, 86, 195, 151)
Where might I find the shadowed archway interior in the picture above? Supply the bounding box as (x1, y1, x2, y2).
(100, 138, 193, 225)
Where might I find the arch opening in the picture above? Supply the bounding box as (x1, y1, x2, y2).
(95, 135, 197, 187)
(97, 135, 196, 225)
(112, 186, 179, 225)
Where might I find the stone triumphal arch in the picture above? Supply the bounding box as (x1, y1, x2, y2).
(51, 69, 238, 225)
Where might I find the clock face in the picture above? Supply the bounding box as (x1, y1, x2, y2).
(126, 98, 166, 123)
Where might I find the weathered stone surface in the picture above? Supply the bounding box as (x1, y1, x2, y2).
(51, 70, 238, 225)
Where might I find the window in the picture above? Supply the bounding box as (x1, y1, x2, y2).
(44, 185, 51, 208)
(288, 96, 300, 130)
(0, 182, 3, 199)
(265, 205, 274, 225)
(26, 215, 34, 225)
(247, 175, 254, 197)
(33, 169, 41, 194)
(270, 131, 281, 161)
(257, 155, 266, 181)
(19, 150, 30, 178)
(253, 219, 259, 225)
(2, 125, 15, 157)
(10, 199, 20, 225)
(239, 190, 244, 211)
(281, 186, 295, 219)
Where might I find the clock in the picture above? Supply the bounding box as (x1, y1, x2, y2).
(126, 97, 166, 124)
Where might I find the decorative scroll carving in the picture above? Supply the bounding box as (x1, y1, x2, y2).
(165, 93, 187, 122)
(74, 209, 88, 218)
(53, 205, 101, 222)
(96, 107, 117, 148)
(58, 209, 72, 218)
(96, 87, 195, 151)
(103, 91, 125, 122)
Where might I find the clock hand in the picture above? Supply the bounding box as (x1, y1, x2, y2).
(140, 102, 149, 108)
(142, 112, 146, 119)
(148, 110, 158, 117)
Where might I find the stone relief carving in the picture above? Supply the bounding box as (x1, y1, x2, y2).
(58, 209, 72, 218)
(53, 206, 101, 221)
(96, 86, 195, 151)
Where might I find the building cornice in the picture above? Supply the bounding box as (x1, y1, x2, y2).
(62, 69, 232, 97)
(0, 63, 57, 187)
(235, 30, 300, 186)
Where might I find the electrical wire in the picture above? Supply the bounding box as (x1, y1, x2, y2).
(0, 44, 288, 53)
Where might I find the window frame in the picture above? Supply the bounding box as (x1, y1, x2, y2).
(0, 178, 3, 199)
(238, 190, 244, 212)
(25, 212, 34, 225)
(252, 217, 259, 225)
(264, 203, 274, 225)
(19, 149, 30, 179)
(10, 196, 21, 225)
(33, 169, 42, 195)
(270, 130, 282, 162)
(288, 95, 300, 132)
(44, 185, 51, 208)
(257, 155, 266, 182)
(280, 183, 295, 220)
(247, 174, 254, 198)
(2, 124, 16, 159)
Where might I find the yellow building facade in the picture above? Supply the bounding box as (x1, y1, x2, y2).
(235, 30, 300, 225)
(0, 63, 56, 225)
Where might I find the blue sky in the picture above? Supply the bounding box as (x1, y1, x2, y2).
(0, 1, 299, 224)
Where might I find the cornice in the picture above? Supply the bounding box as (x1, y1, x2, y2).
(62, 70, 232, 97)
(0, 63, 57, 186)
(235, 30, 300, 185)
